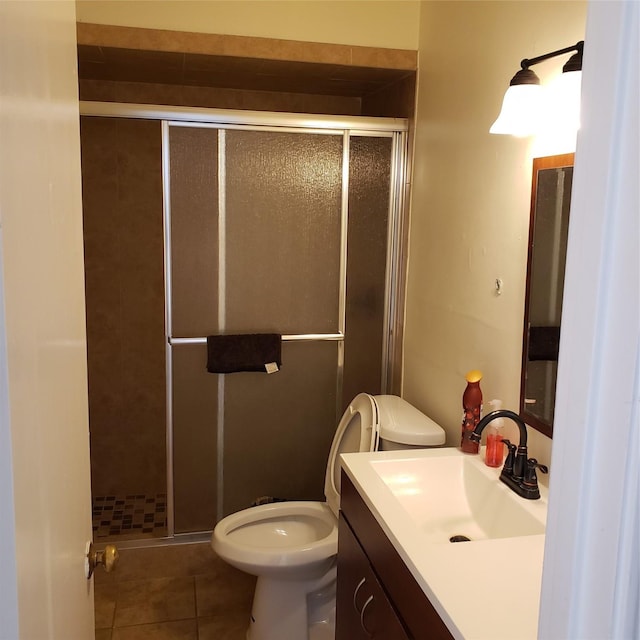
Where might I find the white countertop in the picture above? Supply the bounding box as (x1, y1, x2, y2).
(341, 447, 548, 640)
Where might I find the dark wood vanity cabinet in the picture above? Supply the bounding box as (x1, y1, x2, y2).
(337, 471, 454, 640)
(337, 514, 409, 639)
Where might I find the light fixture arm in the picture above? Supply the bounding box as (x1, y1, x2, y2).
(520, 41, 584, 71)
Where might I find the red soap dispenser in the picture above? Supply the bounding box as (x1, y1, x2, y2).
(460, 370, 482, 454)
(485, 399, 505, 467)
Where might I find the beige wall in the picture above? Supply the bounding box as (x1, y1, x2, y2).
(404, 0, 587, 465)
(76, 0, 420, 49)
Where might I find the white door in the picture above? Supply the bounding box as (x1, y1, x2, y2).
(0, 1, 94, 638)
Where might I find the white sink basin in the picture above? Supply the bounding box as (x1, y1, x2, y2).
(369, 452, 546, 544)
(341, 448, 548, 640)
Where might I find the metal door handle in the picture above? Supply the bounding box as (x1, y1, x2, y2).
(85, 541, 119, 579)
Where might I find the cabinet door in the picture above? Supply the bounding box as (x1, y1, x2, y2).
(337, 515, 410, 640)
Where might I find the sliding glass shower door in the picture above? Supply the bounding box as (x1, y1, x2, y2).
(167, 123, 398, 533)
(168, 125, 344, 532)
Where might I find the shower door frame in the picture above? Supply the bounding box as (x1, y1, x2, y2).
(80, 101, 409, 544)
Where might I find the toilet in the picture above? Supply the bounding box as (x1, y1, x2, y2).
(212, 393, 445, 640)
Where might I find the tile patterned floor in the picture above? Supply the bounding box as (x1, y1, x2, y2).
(94, 542, 255, 640)
(93, 494, 167, 540)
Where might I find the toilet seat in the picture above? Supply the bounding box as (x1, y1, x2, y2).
(324, 393, 379, 516)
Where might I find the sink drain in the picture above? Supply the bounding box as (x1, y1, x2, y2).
(449, 535, 471, 543)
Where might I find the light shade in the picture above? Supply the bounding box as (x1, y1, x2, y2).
(549, 69, 582, 130)
(490, 84, 544, 137)
(532, 68, 582, 155)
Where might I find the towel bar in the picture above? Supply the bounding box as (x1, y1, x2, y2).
(169, 333, 344, 345)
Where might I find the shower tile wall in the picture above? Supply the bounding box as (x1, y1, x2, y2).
(79, 78, 363, 117)
(81, 116, 167, 536)
(76, 27, 417, 120)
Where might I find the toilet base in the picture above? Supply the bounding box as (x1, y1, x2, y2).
(247, 566, 336, 640)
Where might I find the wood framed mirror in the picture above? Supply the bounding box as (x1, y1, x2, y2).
(520, 153, 574, 438)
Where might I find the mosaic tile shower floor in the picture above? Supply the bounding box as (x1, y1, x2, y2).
(92, 493, 167, 541)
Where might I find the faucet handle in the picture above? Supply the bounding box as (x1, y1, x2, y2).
(524, 458, 549, 487)
(501, 439, 516, 475)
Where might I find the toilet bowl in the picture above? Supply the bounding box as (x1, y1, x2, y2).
(213, 500, 337, 580)
(212, 393, 445, 640)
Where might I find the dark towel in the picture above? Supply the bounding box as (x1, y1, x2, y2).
(206, 333, 282, 374)
(528, 326, 560, 361)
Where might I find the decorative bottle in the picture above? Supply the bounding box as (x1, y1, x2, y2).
(460, 370, 482, 454)
(485, 399, 504, 467)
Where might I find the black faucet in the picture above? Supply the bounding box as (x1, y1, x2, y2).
(469, 409, 548, 500)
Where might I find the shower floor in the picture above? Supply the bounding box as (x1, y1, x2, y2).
(92, 493, 167, 541)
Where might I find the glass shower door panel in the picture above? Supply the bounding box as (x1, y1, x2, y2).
(169, 126, 219, 337)
(224, 130, 343, 334)
(342, 136, 393, 409)
(172, 343, 219, 534)
(222, 341, 339, 517)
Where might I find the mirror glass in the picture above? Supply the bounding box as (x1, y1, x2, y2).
(520, 153, 574, 437)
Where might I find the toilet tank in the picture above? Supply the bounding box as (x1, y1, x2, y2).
(375, 395, 446, 450)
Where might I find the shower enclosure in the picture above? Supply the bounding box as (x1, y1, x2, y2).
(80, 103, 408, 543)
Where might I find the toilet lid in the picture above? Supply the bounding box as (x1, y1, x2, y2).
(324, 393, 379, 517)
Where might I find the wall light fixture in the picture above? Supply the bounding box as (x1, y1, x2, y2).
(491, 41, 584, 137)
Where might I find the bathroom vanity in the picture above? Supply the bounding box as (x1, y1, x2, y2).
(337, 472, 453, 639)
(337, 448, 548, 640)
